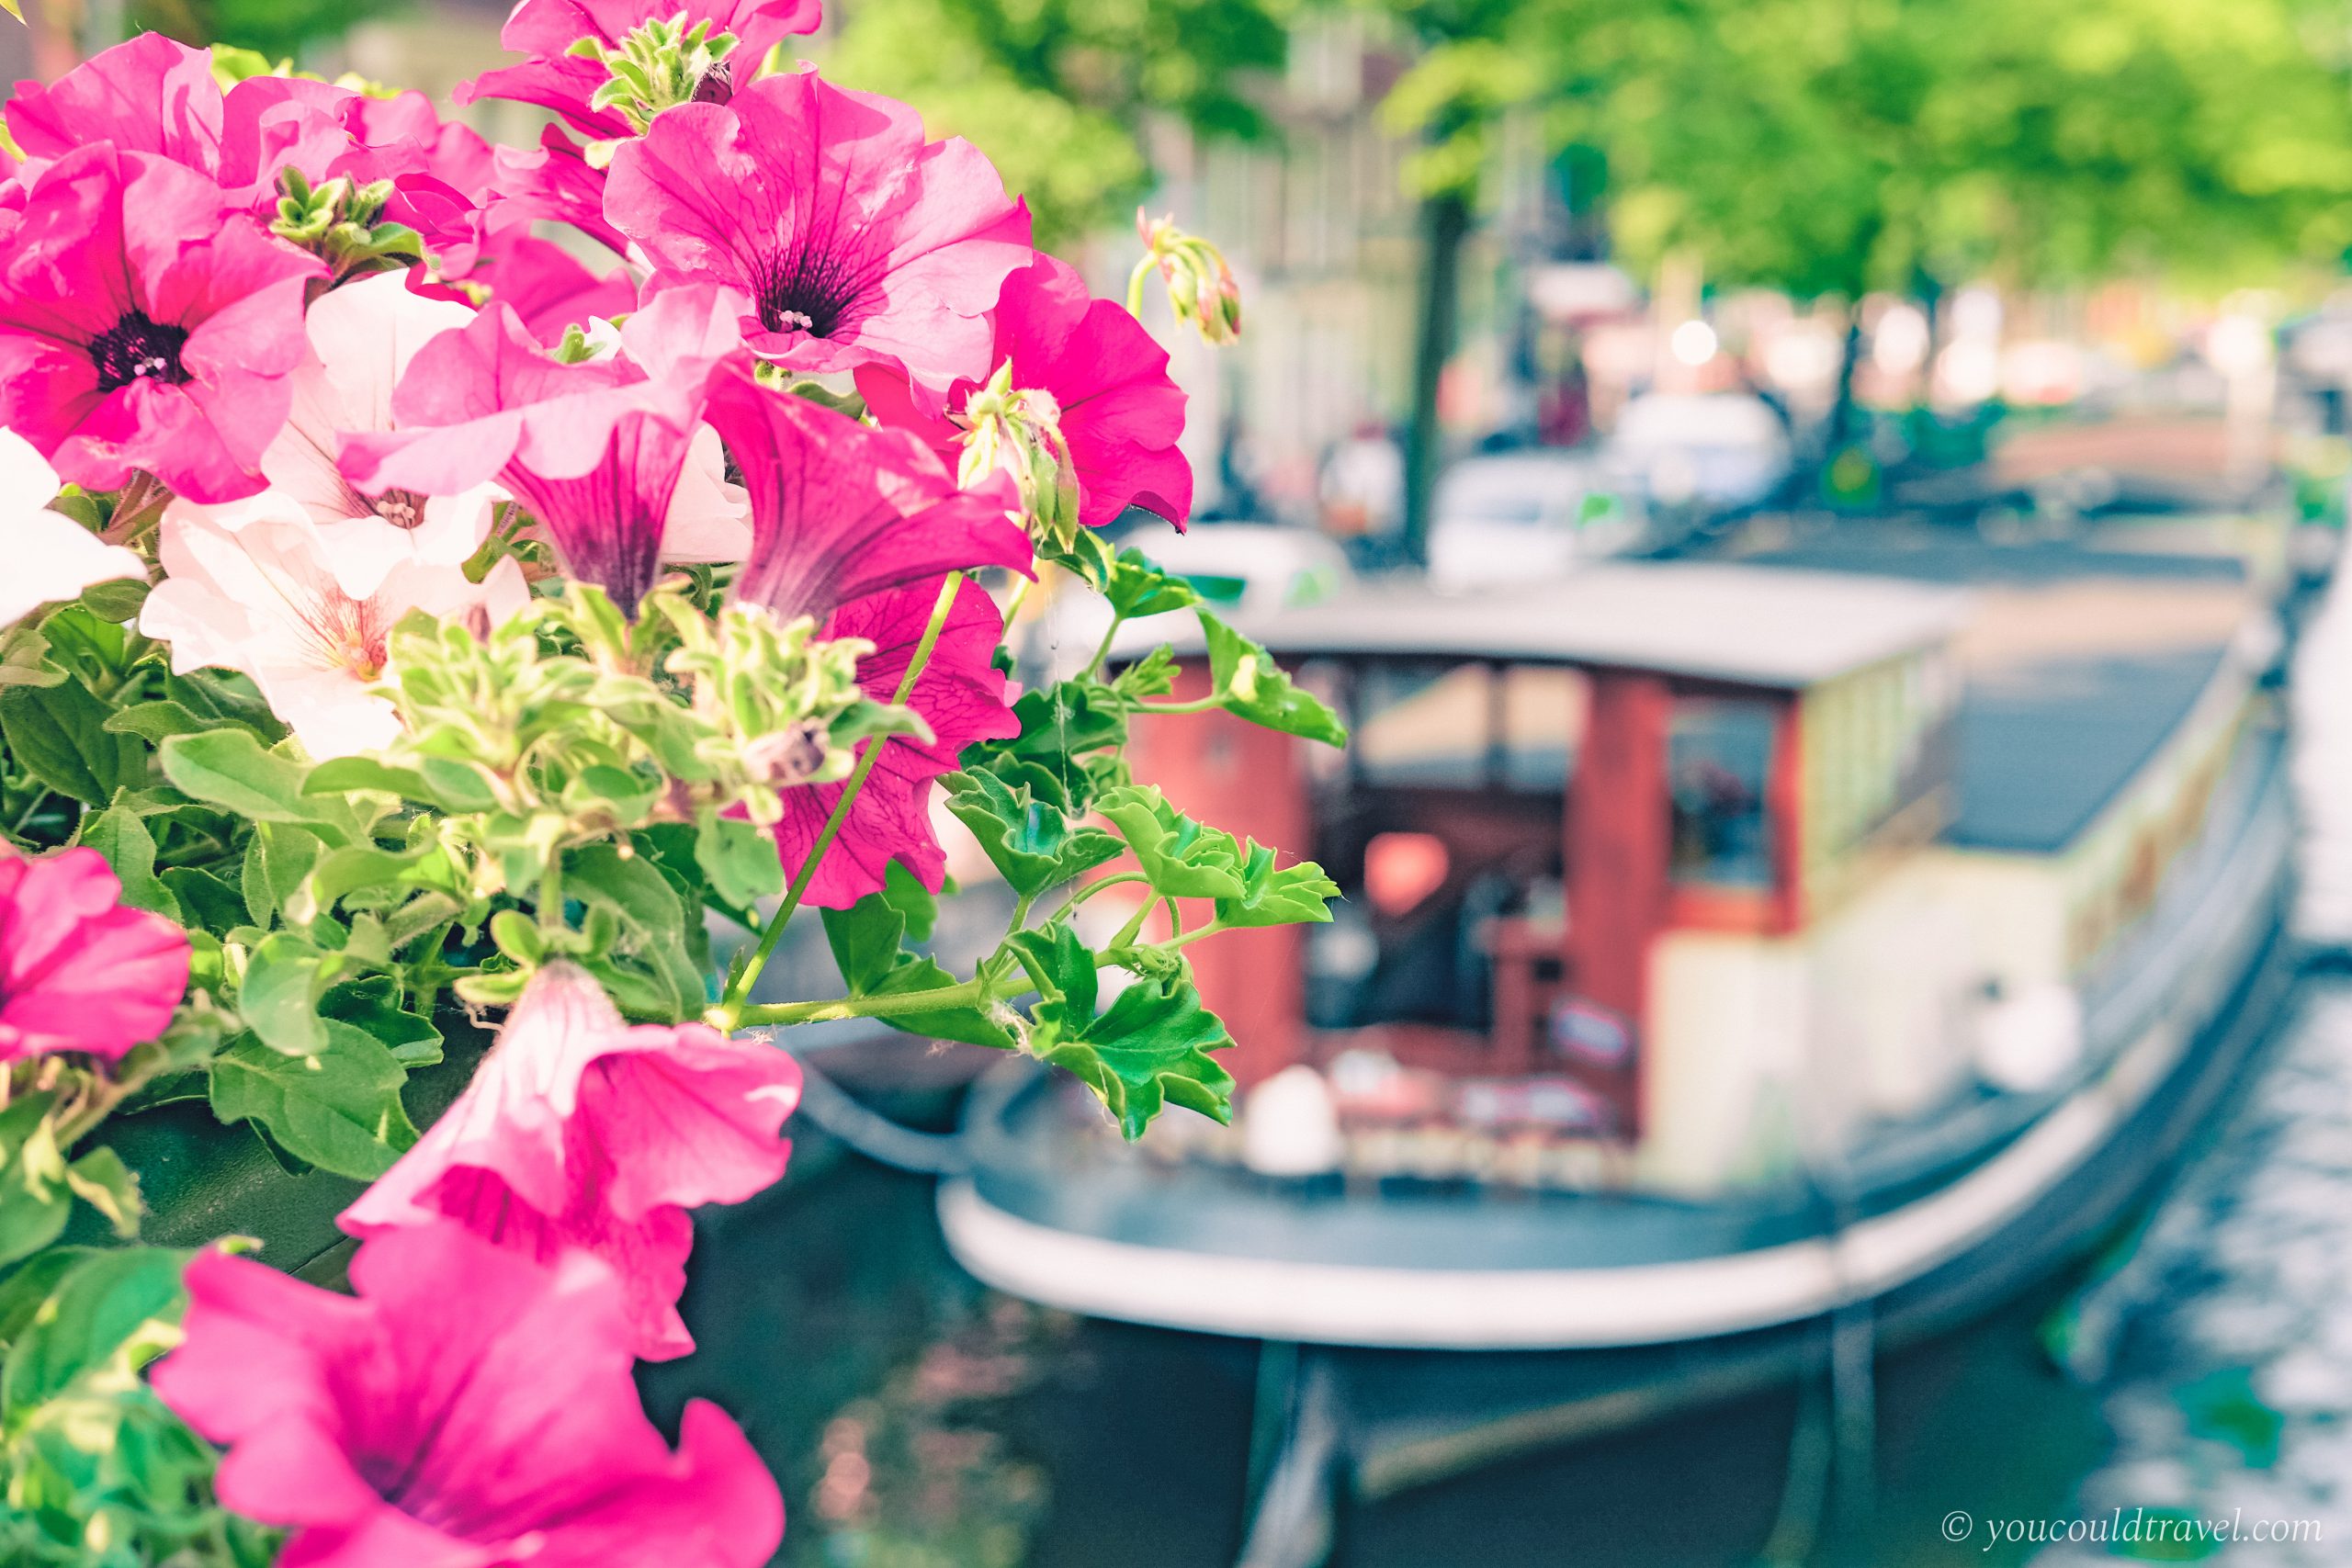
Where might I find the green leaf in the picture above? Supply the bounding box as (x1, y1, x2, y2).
(1216, 840, 1342, 928)
(242, 820, 324, 928)
(693, 810, 784, 910)
(303, 755, 435, 800)
(238, 932, 328, 1055)
(102, 698, 252, 745)
(1095, 784, 1247, 899)
(320, 975, 442, 1067)
(1104, 547, 1203, 620)
(0, 1093, 69, 1269)
(0, 621, 63, 690)
(566, 843, 704, 1021)
(74, 576, 150, 624)
(0, 1247, 92, 1348)
(0, 677, 146, 805)
(1017, 924, 1235, 1137)
(159, 867, 246, 935)
(1112, 644, 1180, 700)
(821, 866, 1016, 1050)
(207, 1022, 417, 1180)
(160, 729, 353, 841)
(77, 795, 179, 919)
(941, 763, 1124, 898)
(2, 1245, 189, 1417)
(63, 1147, 141, 1240)
(1198, 610, 1349, 747)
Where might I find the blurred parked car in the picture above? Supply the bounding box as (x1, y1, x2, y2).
(1427, 451, 1643, 592)
(1605, 391, 1792, 512)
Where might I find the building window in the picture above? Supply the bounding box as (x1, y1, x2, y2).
(1668, 698, 1776, 888)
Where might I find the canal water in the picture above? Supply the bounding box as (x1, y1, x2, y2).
(640, 558, 2352, 1568)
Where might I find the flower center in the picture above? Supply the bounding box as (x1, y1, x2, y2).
(752, 252, 858, 340)
(371, 490, 428, 530)
(89, 310, 191, 393)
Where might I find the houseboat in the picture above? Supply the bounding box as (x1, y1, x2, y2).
(936, 545, 2297, 1513)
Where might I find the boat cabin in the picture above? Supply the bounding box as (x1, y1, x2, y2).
(1125, 563, 1978, 1192)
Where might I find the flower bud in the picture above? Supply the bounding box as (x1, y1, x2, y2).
(1136, 209, 1243, 346)
(958, 361, 1083, 552)
(273, 168, 424, 287)
(570, 15, 740, 137)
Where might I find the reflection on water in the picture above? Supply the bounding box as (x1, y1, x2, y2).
(656, 555, 2352, 1568)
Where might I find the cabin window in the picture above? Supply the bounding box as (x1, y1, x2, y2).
(1351, 660, 1589, 791)
(1668, 698, 1777, 889)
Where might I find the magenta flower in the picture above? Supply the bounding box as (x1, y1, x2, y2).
(486, 125, 633, 262)
(4, 34, 354, 202)
(706, 362, 1032, 622)
(0, 848, 189, 1063)
(785, 579, 1020, 908)
(153, 1224, 786, 1568)
(467, 231, 638, 345)
(861, 254, 1191, 531)
(0, 144, 322, 502)
(339, 963, 801, 1360)
(458, 0, 824, 141)
(607, 69, 1033, 394)
(341, 289, 737, 614)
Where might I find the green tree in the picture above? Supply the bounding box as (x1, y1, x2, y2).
(818, 0, 1291, 249)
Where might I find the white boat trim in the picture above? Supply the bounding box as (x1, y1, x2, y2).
(939, 788, 2288, 1349)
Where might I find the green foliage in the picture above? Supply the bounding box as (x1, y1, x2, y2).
(1010, 925, 1235, 1140)
(0, 1245, 274, 1568)
(941, 762, 1124, 899)
(820, 0, 1289, 246)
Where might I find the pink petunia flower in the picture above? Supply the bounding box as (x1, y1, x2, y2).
(705, 360, 1033, 623)
(776, 578, 1021, 908)
(606, 69, 1033, 395)
(0, 427, 150, 627)
(0, 847, 189, 1063)
(858, 254, 1193, 532)
(4, 34, 355, 202)
(338, 962, 803, 1360)
(341, 288, 740, 615)
(458, 0, 825, 141)
(172, 274, 503, 601)
(0, 144, 322, 502)
(152, 1223, 785, 1568)
(141, 509, 530, 759)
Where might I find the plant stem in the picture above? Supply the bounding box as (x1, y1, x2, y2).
(1066, 871, 1149, 908)
(716, 571, 965, 1029)
(538, 852, 566, 938)
(1130, 694, 1225, 716)
(1083, 612, 1127, 681)
(1110, 896, 1158, 952)
(732, 976, 991, 1029)
(1125, 254, 1157, 318)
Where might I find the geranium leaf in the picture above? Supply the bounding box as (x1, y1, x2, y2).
(1215, 840, 1342, 928)
(1104, 547, 1202, 621)
(1020, 933, 1235, 1138)
(821, 866, 1016, 1049)
(1095, 784, 1246, 899)
(1197, 610, 1349, 747)
(941, 763, 1124, 898)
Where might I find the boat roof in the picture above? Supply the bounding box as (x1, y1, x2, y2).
(1168, 560, 1967, 688)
